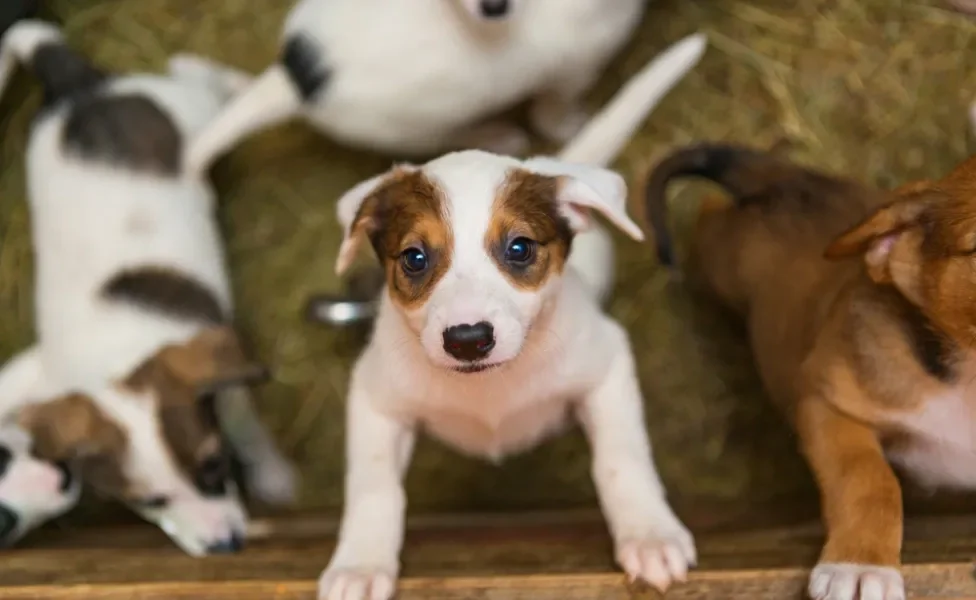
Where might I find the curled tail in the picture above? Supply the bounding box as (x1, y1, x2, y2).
(0, 19, 105, 107)
(644, 143, 780, 268)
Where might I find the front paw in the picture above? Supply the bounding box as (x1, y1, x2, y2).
(809, 563, 904, 600)
(318, 565, 397, 600)
(615, 524, 697, 593)
(245, 454, 299, 507)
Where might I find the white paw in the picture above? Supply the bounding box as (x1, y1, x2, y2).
(246, 454, 299, 507)
(318, 567, 396, 600)
(532, 106, 589, 144)
(615, 526, 697, 592)
(808, 563, 905, 600)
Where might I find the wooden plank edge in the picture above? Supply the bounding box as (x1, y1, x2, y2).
(2, 563, 973, 599)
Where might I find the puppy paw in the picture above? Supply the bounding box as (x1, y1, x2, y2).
(615, 526, 697, 593)
(531, 104, 589, 144)
(246, 454, 299, 507)
(808, 563, 904, 600)
(318, 566, 396, 600)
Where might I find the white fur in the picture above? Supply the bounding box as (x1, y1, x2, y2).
(183, 0, 652, 174)
(319, 32, 707, 600)
(809, 563, 905, 600)
(0, 22, 295, 550)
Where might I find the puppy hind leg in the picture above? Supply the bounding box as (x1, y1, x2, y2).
(216, 386, 298, 507)
(797, 395, 905, 600)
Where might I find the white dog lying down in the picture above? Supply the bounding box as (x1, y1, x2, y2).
(314, 31, 707, 600)
(0, 19, 296, 553)
(182, 0, 650, 174)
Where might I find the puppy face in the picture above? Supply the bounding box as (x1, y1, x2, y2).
(456, 0, 517, 20)
(826, 164, 976, 349)
(335, 150, 643, 373)
(20, 327, 268, 555)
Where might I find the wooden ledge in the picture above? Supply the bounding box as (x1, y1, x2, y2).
(4, 509, 976, 598)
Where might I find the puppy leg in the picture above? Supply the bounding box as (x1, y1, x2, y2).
(168, 53, 254, 96)
(528, 69, 598, 144)
(450, 120, 531, 157)
(577, 334, 696, 593)
(217, 386, 298, 507)
(318, 387, 415, 600)
(797, 397, 905, 600)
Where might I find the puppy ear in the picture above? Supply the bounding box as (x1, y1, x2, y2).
(522, 157, 645, 241)
(158, 327, 269, 396)
(824, 190, 939, 285)
(335, 165, 418, 275)
(20, 393, 124, 462)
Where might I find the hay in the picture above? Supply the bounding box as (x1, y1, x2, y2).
(1, 0, 974, 523)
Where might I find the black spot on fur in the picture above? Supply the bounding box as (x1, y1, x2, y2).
(0, 445, 11, 479)
(281, 34, 330, 101)
(61, 94, 182, 175)
(31, 43, 107, 108)
(102, 267, 225, 325)
(898, 301, 957, 383)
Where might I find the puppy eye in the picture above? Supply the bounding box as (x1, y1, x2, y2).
(504, 237, 536, 265)
(195, 454, 229, 497)
(132, 495, 170, 510)
(400, 247, 429, 275)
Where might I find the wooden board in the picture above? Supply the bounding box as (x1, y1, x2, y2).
(3, 509, 976, 598)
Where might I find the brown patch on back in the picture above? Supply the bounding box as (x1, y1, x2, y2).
(486, 169, 573, 290)
(20, 392, 129, 498)
(348, 169, 454, 310)
(122, 327, 268, 496)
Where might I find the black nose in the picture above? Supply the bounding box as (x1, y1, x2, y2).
(480, 0, 509, 18)
(443, 322, 495, 361)
(206, 532, 244, 554)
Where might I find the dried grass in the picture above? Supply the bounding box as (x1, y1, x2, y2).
(0, 0, 973, 520)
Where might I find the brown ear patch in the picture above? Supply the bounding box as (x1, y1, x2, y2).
(20, 393, 129, 497)
(486, 169, 574, 290)
(350, 169, 454, 310)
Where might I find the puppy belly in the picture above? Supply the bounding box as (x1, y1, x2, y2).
(887, 440, 976, 490)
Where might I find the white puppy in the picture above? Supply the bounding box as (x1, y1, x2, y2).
(0, 20, 296, 553)
(182, 0, 650, 174)
(318, 32, 707, 600)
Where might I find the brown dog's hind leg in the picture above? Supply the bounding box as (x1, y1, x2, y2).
(796, 396, 905, 600)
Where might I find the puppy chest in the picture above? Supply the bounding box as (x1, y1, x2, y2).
(417, 396, 573, 461)
(885, 392, 976, 489)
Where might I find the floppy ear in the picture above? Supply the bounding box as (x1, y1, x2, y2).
(157, 327, 269, 396)
(20, 393, 125, 462)
(522, 157, 644, 241)
(335, 165, 418, 275)
(824, 191, 937, 284)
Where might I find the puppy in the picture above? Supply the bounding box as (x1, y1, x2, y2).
(0, 20, 296, 553)
(644, 144, 976, 600)
(181, 0, 651, 175)
(317, 32, 706, 600)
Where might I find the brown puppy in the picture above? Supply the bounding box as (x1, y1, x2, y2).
(646, 144, 976, 600)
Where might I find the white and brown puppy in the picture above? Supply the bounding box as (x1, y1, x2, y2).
(0, 20, 296, 553)
(317, 32, 707, 600)
(181, 0, 651, 175)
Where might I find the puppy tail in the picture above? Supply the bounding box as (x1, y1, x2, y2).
(0, 19, 65, 103)
(644, 143, 770, 268)
(183, 63, 302, 176)
(557, 31, 708, 168)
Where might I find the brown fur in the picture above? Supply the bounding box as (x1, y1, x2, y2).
(347, 169, 454, 310)
(20, 392, 129, 498)
(486, 169, 573, 290)
(122, 326, 265, 492)
(646, 145, 976, 571)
